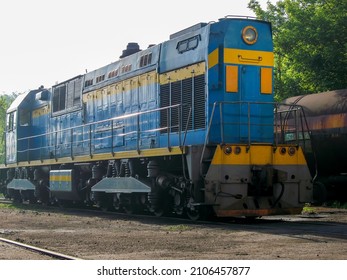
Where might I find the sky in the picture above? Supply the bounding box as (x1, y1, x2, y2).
(0, 0, 275, 94)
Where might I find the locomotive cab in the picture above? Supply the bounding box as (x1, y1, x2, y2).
(5, 88, 50, 164)
(6, 92, 31, 164)
(4, 88, 50, 202)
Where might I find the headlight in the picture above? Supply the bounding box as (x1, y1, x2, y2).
(242, 26, 258, 45)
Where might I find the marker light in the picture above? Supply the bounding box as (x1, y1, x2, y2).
(288, 147, 296, 156)
(234, 146, 241, 155)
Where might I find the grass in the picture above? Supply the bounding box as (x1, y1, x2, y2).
(0, 201, 17, 209)
(0, 199, 45, 211)
(302, 201, 347, 215)
(302, 204, 317, 214)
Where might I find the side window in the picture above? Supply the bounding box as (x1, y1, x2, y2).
(52, 76, 83, 114)
(19, 109, 30, 126)
(177, 35, 200, 54)
(52, 84, 67, 113)
(6, 111, 17, 131)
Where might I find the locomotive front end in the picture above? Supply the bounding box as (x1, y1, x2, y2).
(204, 18, 313, 217)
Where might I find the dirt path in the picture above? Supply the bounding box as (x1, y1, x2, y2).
(0, 204, 346, 259)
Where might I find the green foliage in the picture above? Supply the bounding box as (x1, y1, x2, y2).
(248, 0, 347, 100)
(329, 201, 347, 209)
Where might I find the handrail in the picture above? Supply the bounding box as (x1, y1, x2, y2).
(200, 101, 312, 171)
(17, 104, 184, 141)
(14, 104, 192, 163)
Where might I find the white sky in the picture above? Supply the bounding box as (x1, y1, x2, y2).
(0, 0, 275, 94)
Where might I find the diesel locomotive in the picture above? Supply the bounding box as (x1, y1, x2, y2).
(0, 16, 313, 219)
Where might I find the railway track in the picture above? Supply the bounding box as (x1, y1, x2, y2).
(0, 237, 82, 260)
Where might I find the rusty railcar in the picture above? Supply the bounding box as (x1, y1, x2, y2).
(282, 89, 347, 202)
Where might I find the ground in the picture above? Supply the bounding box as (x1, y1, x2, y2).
(0, 203, 346, 260)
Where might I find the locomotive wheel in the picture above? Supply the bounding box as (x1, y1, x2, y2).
(99, 200, 113, 212)
(121, 194, 140, 214)
(100, 204, 111, 212)
(123, 202, 139, 214)
(123, 206, 133, 214)
(20, 190, 37, 204)
(37, 183, 50, 205)
(153, 208, 164, 217)
(186, 208, 200, 221)
(12, 192, 22, 203)
(96, 193, 113, 211)
(175, 208, 184, 215)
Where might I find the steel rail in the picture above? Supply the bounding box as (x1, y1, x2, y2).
(0, 198, 12, 204)
(0, 237, 82, 260)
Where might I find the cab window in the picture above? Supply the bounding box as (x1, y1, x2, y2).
(19, 109, 30, 126)
(6, 111, 17, 131)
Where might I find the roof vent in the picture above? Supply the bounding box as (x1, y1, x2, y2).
(119, 42, 141, 58)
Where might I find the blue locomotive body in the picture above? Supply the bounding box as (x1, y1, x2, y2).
(1, 17, 312, 219)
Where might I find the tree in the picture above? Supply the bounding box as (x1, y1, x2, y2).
(248, 0, 347, 100)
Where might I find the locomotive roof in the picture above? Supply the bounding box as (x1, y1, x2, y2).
(7, 91, 30, 113)
(7, 88, 47, 113)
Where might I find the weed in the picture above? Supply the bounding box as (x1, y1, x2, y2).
(302, 203, 317, 214)
(0, 203, 16, 209)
